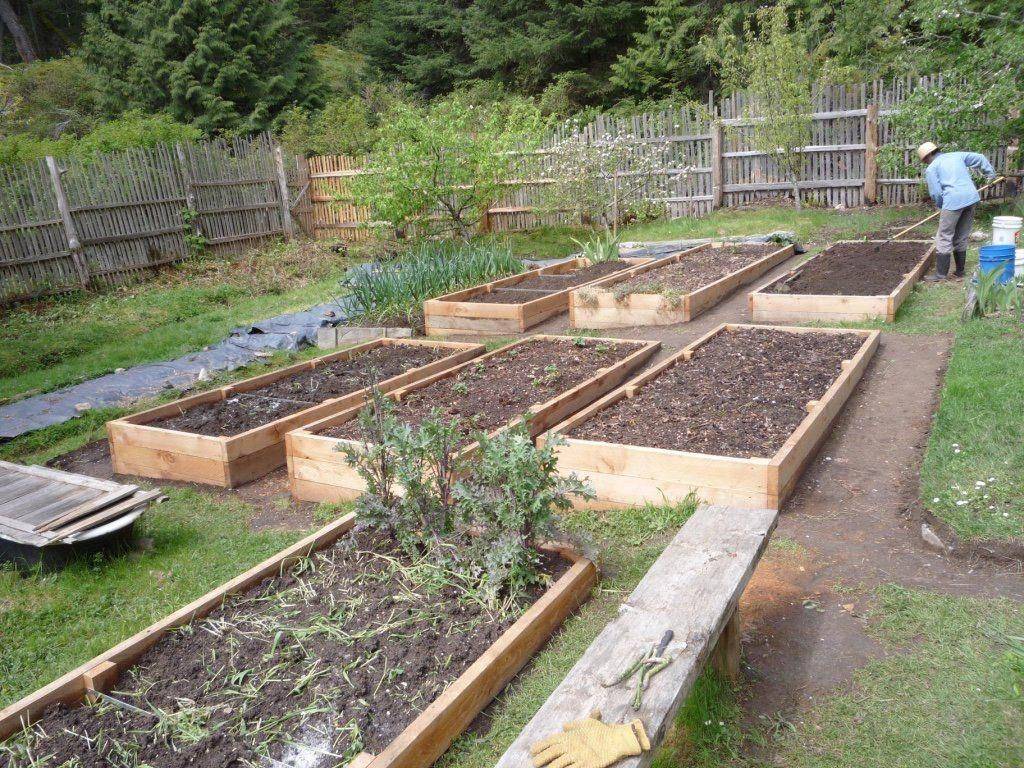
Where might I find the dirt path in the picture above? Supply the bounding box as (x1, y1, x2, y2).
(738, 331, 1024, 729)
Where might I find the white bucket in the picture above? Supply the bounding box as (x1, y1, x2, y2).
(992, 215, 1023, 245)
(1016, 248, 1024, 277)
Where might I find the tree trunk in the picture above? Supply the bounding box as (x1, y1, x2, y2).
(0, 0, 37, 63)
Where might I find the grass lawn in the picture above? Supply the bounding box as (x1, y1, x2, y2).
(618, 205, 923, 244)
(920, 317, 1024, 543)
(0, 488, 307, 709)
(0, 239, 356, 402)
(653, 586, 1024, 768)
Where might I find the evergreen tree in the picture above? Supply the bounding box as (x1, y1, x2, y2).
(610, 0, 748, 101)
(82, 0, 322, 135)
(464, 0, 647, 103)
(348, 0, 471, 97)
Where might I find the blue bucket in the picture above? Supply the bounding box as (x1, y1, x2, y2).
(979, 244, 1015, 284)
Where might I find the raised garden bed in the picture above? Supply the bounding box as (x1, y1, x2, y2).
(748, 240, 934, 323)
(569, 242, 794, 328)
(423, 257, 649, 335)
(107, 339, 484, 488)
(287, 335, 659, 503)
(540, 324, 879, 510)
(0, 512, 598, 768)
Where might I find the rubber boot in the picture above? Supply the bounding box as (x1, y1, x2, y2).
(953, 250, 967, 279)
(925, 251, 951, 281)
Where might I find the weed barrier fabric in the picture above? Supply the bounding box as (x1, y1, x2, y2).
(0, 297, 357, 440)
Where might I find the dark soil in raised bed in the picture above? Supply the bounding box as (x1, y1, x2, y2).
(324, 338, 642, 445)
(609, 244, 774, 296)
(465, 287, 559, 304)
(516, 261, 632, 290)
(768, 241, 929, 296)
(20, 528, 567, 768)
(463, 262, 631, 304)
(151, 345, 449, 436)
(569, 327, 864, 458)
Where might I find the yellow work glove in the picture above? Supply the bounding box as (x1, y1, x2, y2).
(530, 711, 651, 768)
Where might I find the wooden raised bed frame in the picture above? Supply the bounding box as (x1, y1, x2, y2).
(0, 511, 598, 768)
(423, 257, 650, 335)
(570, 242, 795, 329)
(748, 240, 935, 323)
(106, 338, 484, 488)
(540, 323, 880, 511)
(286, 334, 660, 503)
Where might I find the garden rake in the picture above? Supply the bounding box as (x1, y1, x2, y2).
(871, 176, 1005, 252)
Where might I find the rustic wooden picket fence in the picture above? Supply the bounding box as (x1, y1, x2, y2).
(0, 132, 309, 304)
(307, 75, 1012, 238)
(1, 76, 1014, 304)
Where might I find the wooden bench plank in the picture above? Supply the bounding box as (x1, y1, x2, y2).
(494, 504, 777, 768)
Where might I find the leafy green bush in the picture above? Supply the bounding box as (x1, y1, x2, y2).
(0, 111, 201, 166)
(455, 427, 589, 604)
(340, 390, 590, 605)
(278, 95, 378, 157)
(345, 240, 523, 324)
(352, 93, 544, 238)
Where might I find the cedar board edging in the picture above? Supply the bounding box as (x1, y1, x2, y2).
(539, 323, 880, 511)
(423, 257, 650, 335)
(106, 338, 484, 488)
(286, 335, 660, 503)
(569, 243, 795, 329)
(748, 240, 935, 323)
(0, 514, 597, 768)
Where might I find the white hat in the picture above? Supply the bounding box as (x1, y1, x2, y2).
(917, 141, 939, 161)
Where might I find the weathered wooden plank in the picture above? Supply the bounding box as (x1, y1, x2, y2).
(494, 504, 777, 768)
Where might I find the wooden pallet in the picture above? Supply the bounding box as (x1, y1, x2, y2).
(539, 323, 880, 511)
(0, 462, 158, 546)
(570, 243, 795, 329)
(286, 334, 661, 503)
(423, 257, 650, 335)
(0, 512, 598, 768)
(106, 338, 484, 488)
(748, 240, 935, 323)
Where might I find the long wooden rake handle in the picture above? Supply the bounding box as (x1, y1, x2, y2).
(888, 176, 1006, 242)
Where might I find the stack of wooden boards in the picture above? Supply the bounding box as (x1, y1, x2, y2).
(0, 461, 159, 547)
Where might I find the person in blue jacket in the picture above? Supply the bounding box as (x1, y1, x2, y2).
(918, 141, 996, 281)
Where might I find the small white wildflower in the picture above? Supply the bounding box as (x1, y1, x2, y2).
(956, 500, 969, 506)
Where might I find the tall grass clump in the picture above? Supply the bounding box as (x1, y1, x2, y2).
(346, 241, 523, 325)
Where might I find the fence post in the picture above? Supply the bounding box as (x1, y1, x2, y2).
(864, 103, 879, 205)
(45, 156, 90, 289)
(710, 121, 724, 210)
(273, 144, 295, 240)
(175, 143, 203, 245)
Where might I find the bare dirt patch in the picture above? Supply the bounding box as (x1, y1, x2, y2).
(771, 241, 929, 296)
(568, 327, 863, 457)
(151, 345, 448, 436)
(325, 338, 641, 445)
(25, 528, 568, 767)
(611, 244, 773, 296)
